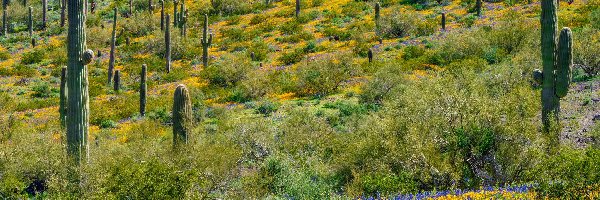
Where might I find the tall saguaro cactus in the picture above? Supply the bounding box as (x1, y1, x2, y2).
(60, 66, 67, 128)
(172, 84, 192, 147)
(140, 64, 147, 116)
(441, 13, 446, 31)
(60, 0, 66, 27)
(374, 2, 380, 36)
(535, 0, 573, 133)
(66, 0, 93, 164)
(181, 9, 187, 37)
(201, 14, 212, 67)
(165, 14, 171, 72)
(160, 0, 164, 30)
(28, 6, 32, 36)
(108, 8, 117, 85)
(42, 0, 47, 29)
(295, 0, 300, 18)
(2, 8, 7, 36)
(173, 0, 178, 25)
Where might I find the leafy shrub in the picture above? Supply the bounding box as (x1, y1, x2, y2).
(201, 52, 253, 87)
(360, 65, 406, 105)
(31, 82, 58, 98)
(574, 27, 600, 77)
(379, 9, 436, 38)
(21, 49, 46, 65)
(278, 48, 306, 65)
(295, 53, 360, 97)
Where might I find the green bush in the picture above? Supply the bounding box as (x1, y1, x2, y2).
(201, 52, 253, 87)
(295, 53, 360, 97)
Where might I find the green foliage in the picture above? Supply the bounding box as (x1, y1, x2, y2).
(201, 52, 253, 87)
(21, 49, 45, 65)
(295, 53, 360, 97)
(378, 9, 435, 38)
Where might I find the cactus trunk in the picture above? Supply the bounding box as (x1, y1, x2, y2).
(28, 7, 32, 36)
(60, 66, 67, 128)
(476, 0, 482, 17)
(375, 2, 380, 36)
(173, 1, 178, 25)
(368, 49, 373, 63)
(295, 0, 300, 18)
(140, 64, 147, 116)
(556, 28, 572, 98)
(66, 0, 92, 164)
(113, 70, 120, 92)
(160, 0, 164, 30)
(42, 0, 47, 29)
(60, 0, 65, 27)
(172, 84, 192, 147)
(129, 0, 133, 17)
(108, 8, 117, 85)
(2, 8, 6, 36)
(201, 14, 212, 67)
(441, 13, 446, 31)
(165, 14, 171, 73)
(540, 0, 559, 131)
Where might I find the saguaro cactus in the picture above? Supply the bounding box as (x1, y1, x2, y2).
(172, 84, 192, 147)
(368, 49, 373, 63)
(28, 7, 32, 36)
(165, 14, 171, 72)
(160, 0, 164, 30)
(129, 0, 133, 17)
(2, 8, 7, 36)
(375, 2, 380, 36)
(476, 0, 482, 17)
(66, 0, 93, 164)
(295, 0, 300, 18)
(60, 66, 67, 128)
(42, 0, 46, 29)
(113, 70, 120, 92)
(535, 0, 573, 133)
(181, 9, 187, 37)
(140, 64, 147, 116)
(108, 8, 117, 85)
(173, 0, 178, 25)
(441, 13, 446, 31)
(201, 14, 212, 67)
(60, 0, 65, 27)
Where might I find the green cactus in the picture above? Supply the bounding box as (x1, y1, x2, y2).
(140, 64, 147, 116)
(42, 0, 46, 29)
(476, 0, 482, 17)
(113, 70, 120, 92)
(173, 0, 178, 25)
(368, 49, 373, 63)
(181, 9, 187, 37)
(3, 8, 7, 36)
(172, 84, 192, 147)
(441, 12, 446, 30)
(60, 0, 65, 27)
(178, 2, 184, 28)
(60, 66, 67, 128)
(201, 14, 212, 67)
(160, 0, 164, 30)
(28, 6, 32, 36)
(375, 2, 380, 36)
(108, 7, 117, 85)
(166, 14, 171, 72)
(295, 0, 300, 18)
(129, 0, 133, 17)
(66, 0, 93, 164)
(536, 0, 573, 132)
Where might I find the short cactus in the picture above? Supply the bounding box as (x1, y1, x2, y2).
(172, 84, 192, 147)
(165, 14, 171, 72)
(535, 0, 573, 132)
(140, 64, 147, 116)
(59, 66, 67, 128)
(441, 13, 446, 31)
(295, 0, 300, 18)
(201, 14, 212, 67)
(368, 49, 373, 63)
(108, 7, 117, 85)
(113, 70, 120, 92)
(31, 37, 35, 47)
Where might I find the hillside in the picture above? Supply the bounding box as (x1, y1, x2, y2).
(0, 0, 599, 198)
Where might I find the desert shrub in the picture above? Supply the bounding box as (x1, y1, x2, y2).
(379, 9, 436, 38)
(201, 52, 253, 87)
(360, 65, 406, 106)
(279, 20, 302, 35)
(210, 0, 257, 15)
(278, 48, 306, 65)
(574, 27, 600, 77)
(31, 82, 57, 98)
(21, 49, 46, 65)
(487, 11, 536, 55)
(295, 53, 360, 97)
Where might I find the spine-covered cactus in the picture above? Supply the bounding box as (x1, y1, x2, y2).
(160, 0, 164, 30)
(172, 84, 192, 147)
(375, 2, 380, 36)
(60, 66, 67, 128)
(2, 8, 7, 36)
(108, 7, 117, 85)
(66, 0, 93, 164)
(28, 6, 32, 36)
(368, 49, 373, 63)
(173, 0, 178, 25)
(140, 64, 147, 116)
(535, 0, 573, 132)
(441, 12, 446, 31)
(60, 0, 65, 27)
(113, 70, 120, 92)
(181, 9, 187, 37)
(476, 0, 482, 17)
(178, 2, 184, 28)
(250, 52, 255, 61)
(31, 37, 35, 47)
(295, 0, 300, 18)
(201, 14, 212, 67)
(165, 14, 171, 72)
(42, 0, 46, 29)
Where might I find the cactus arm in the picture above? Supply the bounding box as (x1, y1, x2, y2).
(173, 84, 192, 147)
(555, 27, 572, 98)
